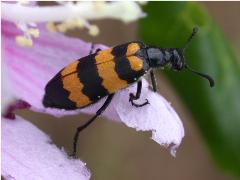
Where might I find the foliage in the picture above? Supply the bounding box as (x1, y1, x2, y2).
(140, 2, 240, 176)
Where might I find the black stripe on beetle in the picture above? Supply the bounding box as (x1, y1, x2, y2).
(77, 55, 109, 102)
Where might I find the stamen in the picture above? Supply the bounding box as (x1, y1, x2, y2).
(3, 1, 145, 45)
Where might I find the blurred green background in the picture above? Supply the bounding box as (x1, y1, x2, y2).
(17, 2, 240, 180)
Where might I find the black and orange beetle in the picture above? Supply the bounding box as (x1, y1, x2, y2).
(43, 27, 214, 156)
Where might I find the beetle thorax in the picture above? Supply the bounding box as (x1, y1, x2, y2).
(146, 47, 184, 71)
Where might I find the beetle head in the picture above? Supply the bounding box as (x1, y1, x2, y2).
(169, 49, 185, 71)
(149, 27, 215, 87)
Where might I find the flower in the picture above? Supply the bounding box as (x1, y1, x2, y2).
(2, 116, 91, 180)
(1, 1, 146, 46)
(1, 2, 184, 180)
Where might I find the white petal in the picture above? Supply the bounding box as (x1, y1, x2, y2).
(78, 79, 184, 155)
(113, 79, 185, 156)
(1, 116, 90, 180)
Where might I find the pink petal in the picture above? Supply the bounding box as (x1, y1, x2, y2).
(2, 20, 184, 154)
(1, 59, 16, 113)
(1, 116, 90, 180)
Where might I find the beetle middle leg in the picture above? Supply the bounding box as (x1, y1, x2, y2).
(71, 94, 115, 157)
(129, 80, 149, 108)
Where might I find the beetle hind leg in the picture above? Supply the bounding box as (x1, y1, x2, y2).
(129, 80, 150, 108)
(70, 94, 115, 158)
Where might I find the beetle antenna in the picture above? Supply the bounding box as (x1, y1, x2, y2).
(183, 27, 198, 52)
(184, 64, 215, 87)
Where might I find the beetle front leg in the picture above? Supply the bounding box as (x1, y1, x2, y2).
(129, 80, 149, 108)
(150, 69, 157, 92)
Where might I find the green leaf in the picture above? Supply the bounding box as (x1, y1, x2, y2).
(139, 2, 240, 176)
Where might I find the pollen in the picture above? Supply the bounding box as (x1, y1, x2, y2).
(28, 28, 40, 38)
(89, 25, 99, 36)
(56, 23, 68, 33)
(15, 36, 33, 47)
(76, 19, 85, 28)
(46, 17, 100, 37)
(46, 22, 57, 32)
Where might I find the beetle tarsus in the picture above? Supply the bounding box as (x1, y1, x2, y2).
(129, 97, 149, 108)
(95, 48, 101, 53)
(89, 43, 101, 55)
(128, 80, 150, 108)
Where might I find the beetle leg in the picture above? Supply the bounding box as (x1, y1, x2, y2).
(95, 48, 101, 53)
(89, 43, 95, 55)
(71, 94, 115, 157)
(129, 80, 149, 108)
(89, 43, 101, 55)
(150, 69, 157, 92)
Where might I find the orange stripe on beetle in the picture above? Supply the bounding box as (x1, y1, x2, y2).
(126, 43, 140, 56)
(95, 48, 114, 64)
(127, 56, 143, 71)
(95, 49, 128, 93)
(97, 61, 128, 93)
(61, 61, 78, 76)
(61, 62, 91, 107)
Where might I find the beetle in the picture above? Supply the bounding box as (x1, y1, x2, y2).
(43, 27, 214, 156)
